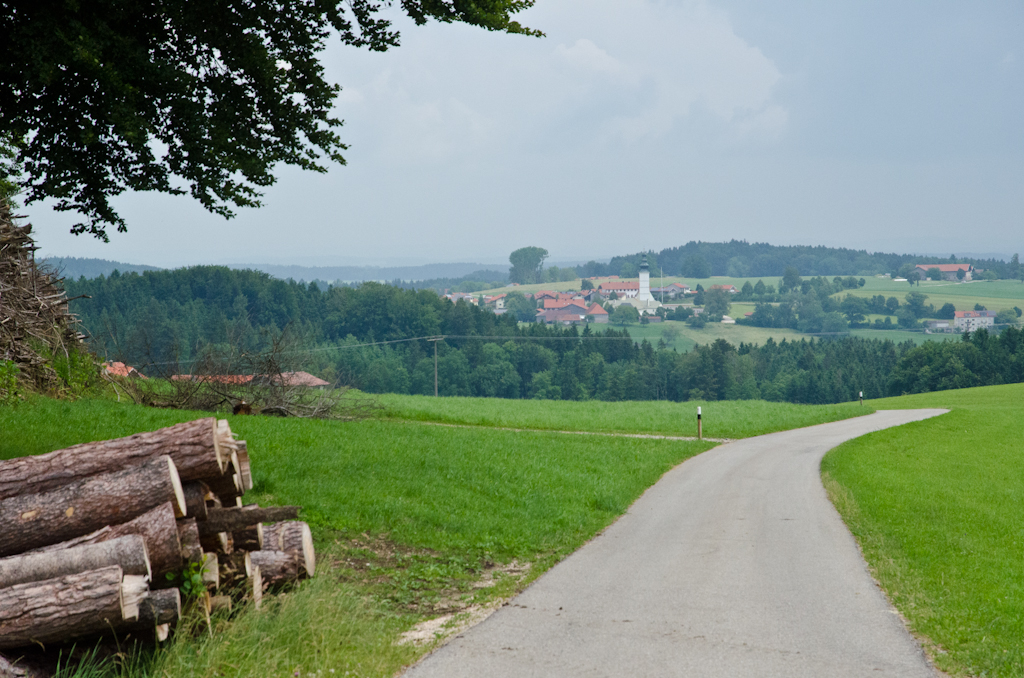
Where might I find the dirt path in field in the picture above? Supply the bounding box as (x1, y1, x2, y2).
(402, 409, 948, 678)
(397, 419, 732, 443)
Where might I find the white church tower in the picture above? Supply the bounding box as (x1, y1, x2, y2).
(637, 254, 654, 301)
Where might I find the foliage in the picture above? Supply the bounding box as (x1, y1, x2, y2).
(823, 383, 1024, 677)
(703, 288, 731, 320)
(0, 360, 20, 405)
(0, 1, 539, 240)
(610, 304, 640, 325)
(166, 561, 207, 599)
(508, 246, 549, 284)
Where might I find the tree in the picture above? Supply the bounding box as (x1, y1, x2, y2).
(995, 309, 1018, 326)
(840, 295, 868, 324)
(754, 279, 766, 296)
(703, 289, 731, 321)
(504, 292, 538, 322)
(610, 305, 640, 326)
(580, 279, 594, 290)
(937, 303, 956, 320)
(740, 281, 754, 298)
(509, 247, 548, 284)
(0, 1, 539, 240)
(974, 303, 987, 311)
(885, 296, 900, 314)
(927, 267, 942, 281)
(782, 267, 801, 292)
(1009, 254, 1021, 281)
(905, 292, 930, 318)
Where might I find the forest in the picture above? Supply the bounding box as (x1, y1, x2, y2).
(66, 266, 1024, 404)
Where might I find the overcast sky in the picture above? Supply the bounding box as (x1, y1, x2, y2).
(32, 0, 1024, 268)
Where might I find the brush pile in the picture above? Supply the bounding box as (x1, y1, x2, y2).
(0, 199, 81, 396)
(0, 418, 315, 674)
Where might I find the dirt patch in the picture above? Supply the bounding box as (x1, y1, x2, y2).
(398, 560, 532, 646)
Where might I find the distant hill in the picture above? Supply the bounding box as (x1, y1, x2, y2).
(232, 262, 507, 283)
(43, 257, 163, 279)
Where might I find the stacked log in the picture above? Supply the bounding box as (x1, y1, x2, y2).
(0, 418, 316, 671)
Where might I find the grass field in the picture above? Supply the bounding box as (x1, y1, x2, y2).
(822, 383, 1024, 677)
(373, 392, 873, 439)
(0, 393, 877, 677)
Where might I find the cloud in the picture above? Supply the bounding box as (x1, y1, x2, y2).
(555, 39, 630, 79)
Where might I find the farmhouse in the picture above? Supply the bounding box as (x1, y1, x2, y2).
(954, 310, 996, 332)
(598, 281, 639, 298)
(650, 282, 690, 299)
(709, 284, 738, 294)
(915, 263, 973, 281)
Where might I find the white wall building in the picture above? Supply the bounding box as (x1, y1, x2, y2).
(954, 310, 996, 332)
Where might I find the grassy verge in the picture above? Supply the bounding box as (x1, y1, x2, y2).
(372, 393, 874, 439)
(821, 383, 1024, 677)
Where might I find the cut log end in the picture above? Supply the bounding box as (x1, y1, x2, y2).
(251, 565, 263, 610)
(155, 623, 170, 642)
(121, 574, 149, 622)
(201, 553, 219, 591)
(165, 456, 186, 518)
(298, 523, 315, 577)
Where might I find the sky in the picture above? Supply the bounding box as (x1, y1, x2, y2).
(31, 0, 1024, 268)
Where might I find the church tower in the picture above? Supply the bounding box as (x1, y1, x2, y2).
(637, 254, 653, 301)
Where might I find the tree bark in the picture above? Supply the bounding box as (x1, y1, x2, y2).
(205, 472, 242, 502)
(107, 586, 177, 642)
(0, 566, 148, 649)
(199, 532, 231, 555)
(249, 550, 300, 586)
(0, 535, 150, 588)
(263, 522, 315, 578)
(199, 506, 300, 535)
(0, 457, 186, 557)
(176, 518, 203, 564)
(232, 524, 263, 552)
(182, 481, 209, 521)
(0, 418, 232, 500)
(31, 503, 183, 579)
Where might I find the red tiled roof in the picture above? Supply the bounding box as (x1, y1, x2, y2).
(915, 264, 972, 272)
(103, 362, 147, 379)
(543, 299, 588, 310)
(954, 310, 996, 318)
(599, 281, 639, 291)
(586, 303, 608, 315)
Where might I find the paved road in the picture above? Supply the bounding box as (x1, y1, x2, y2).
(404, 409, 948, 678)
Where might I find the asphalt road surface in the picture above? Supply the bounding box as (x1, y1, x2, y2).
(404, 409, 948, 678)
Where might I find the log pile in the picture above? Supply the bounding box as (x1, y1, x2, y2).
(0, 418, 316, 671)
(0, 198, 82, 397)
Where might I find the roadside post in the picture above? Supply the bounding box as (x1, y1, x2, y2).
(697, 406, 702, 440)
(859, 391, 863, 406)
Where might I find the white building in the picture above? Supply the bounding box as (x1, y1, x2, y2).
(954, 310, 996, 332)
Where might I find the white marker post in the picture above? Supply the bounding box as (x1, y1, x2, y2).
(859, 391, 863, 406)
(697, 406, 702, 441)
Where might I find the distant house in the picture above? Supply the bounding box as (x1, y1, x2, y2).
(484, 293, 507, 310)
(533, 291, 560, 302)
(599, 281, 640, 298)
(445, 292, 478, 304)
(954, 310, 995, 332)
(915, 263, 973, 281)
(650, 282, 690, 299)
(709, 284, 738, 294)
(586, 303, 609, 324)
(925, 320, 953, 333)
(542, 299, 588, 310)
(536, 307, 588, 325)
(103, 362, 147, 379)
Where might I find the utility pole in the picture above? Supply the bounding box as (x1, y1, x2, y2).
(427, 336, 444, 396)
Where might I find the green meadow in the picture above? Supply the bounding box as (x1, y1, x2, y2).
(823, 383, 1024, 677)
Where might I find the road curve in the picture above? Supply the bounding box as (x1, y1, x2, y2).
(404, 409, 948, 678)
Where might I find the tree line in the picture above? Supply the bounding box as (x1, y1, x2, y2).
(66, 266, 1024, 404)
